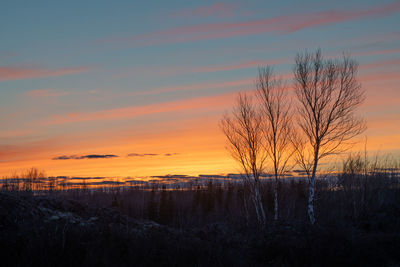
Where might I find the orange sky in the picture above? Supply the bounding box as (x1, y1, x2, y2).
(1, 79, 399, 178)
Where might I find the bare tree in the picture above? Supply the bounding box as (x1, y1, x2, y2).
(256, 67, 295, 221)
(293, 49, 366, 224)
(220, 93, 267, 226)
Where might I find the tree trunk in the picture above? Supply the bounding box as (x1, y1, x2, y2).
(308, 174, 315, 225)
(308, 145, 319, 225)
(257, 187, 266, 226)
(252, 193, 261, 224)
(274, 175, 278, 221)
(253, 183, 266, 226)
(243, 193, 250, 227)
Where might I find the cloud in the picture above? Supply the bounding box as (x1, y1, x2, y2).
(25, 88, 68, 98)
(131, 77, 252, 97)
(53, 154, 118, 160)
(113, 59, 284, 78)
(99, 1, 400, 47)
(192, 59, 285, 73)
(43, 90, 239, 125)
(355, 47, 400, 57)
(164, 153, 180, 156)
(127, 153, 158, 157)
(361, 58, 400, 70)
(171, 2, 238, 18)
(0, 65, 91, 81)
(127, 152, 180, 157)
(68, 176, 105, 180)
(359, 72, 400, 83)
(150, 174, 194, 179)
(59, 180, 125, 187)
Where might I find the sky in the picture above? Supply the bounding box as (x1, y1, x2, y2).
(0, 0, 399, 178)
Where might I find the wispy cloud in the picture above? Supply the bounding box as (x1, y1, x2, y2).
(193, 59, 285, 73)
(43, 91, 238, 125)
(25, 88, 68, 98)
(359, 71, 400, 83)
(171, 2, 239, 18)
(164, 153, 180, 156)
(355, 47, 400, 57)
(361, 58, 400, 70)
(128, 153, 158, 157)
(0, 65, 91, 81)
(99, 1, 400, 47)
(113, 59, 284, 79)
(53, 154, 118, 160)
(127, 152, 180, 157)
(133, 77, 252, 96)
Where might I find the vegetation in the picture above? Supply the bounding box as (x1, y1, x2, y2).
(221, 50, 366, 225)
(0, 154, 399, 266)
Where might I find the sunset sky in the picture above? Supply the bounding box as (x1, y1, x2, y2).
(1, 0, 399, 178)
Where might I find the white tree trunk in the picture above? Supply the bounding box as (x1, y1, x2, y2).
(308, 175, 315, 225)
(274, 177, 278, 221)
(254, 184, 266, 226)
(308, 147, 319, 225)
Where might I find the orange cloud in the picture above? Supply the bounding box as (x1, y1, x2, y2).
(0, 113, 236, 178)
(43, 91, 239, 125)
(282, 1, 400, 33)
(1, 87, 399, 178)
(0, 137, 66, 162)
(0, 66, 91, 81)
(360, 71, 400, 83)
(361, 58, 400, 70)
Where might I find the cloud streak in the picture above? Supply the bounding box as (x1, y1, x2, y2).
(43, 89, 240, 125)
(25, 88, 68, 98)
(113, 59, 284, 78)
(355, 47, 400, 57)
(0, 66, 91, 81)
(99, 1, 400, 47)
(53, 154, 118, 160)
(361, 58, 400, 70)
(128, 153, 158, 157)
(127, 153, 179, 157)
(134, 77, 252, 96)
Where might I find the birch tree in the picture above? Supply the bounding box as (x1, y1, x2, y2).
(220, 93, 267, 226)
(256, 67, 295, 221)
(292, 49, 366, 224)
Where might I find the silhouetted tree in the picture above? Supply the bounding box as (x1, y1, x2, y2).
(256, 66, 295, 221)
(292, 49, 366, 224)
(22, 167, 45, 192)
(220, 93, 267, 226)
